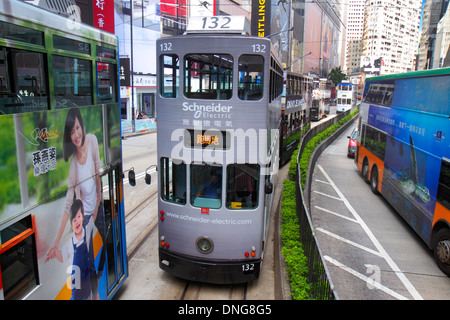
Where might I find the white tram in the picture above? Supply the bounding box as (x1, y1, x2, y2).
(155, 16, 283, 284)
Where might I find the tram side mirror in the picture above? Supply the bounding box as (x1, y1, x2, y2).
(265, 181, 273, 194)
(128, 169, 136, 187)
(145, 165, 157, 185)
(123, 167, 136, 187)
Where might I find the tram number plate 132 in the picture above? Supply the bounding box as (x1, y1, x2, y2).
(242, 263, 255, 273)
(187, 16, 249, 34)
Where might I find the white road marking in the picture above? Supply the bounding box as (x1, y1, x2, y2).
(316, 165, 423, 300)
(313, 191, 343, 201)
(324, 256, 409, 300)
(317, 227, 382, 257)
(314, 206, 359, 223)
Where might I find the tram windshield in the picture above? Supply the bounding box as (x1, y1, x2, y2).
(191, 164, 222, 209)
(226, 164, 259, 209)
(184, 54, 233, 100)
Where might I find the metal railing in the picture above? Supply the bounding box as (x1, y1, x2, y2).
(293, 109, 357, 300)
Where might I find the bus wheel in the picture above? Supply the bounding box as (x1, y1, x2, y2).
(433, 228, 450, 276)
(362, 159, 370, 183)
(370, 167, 379, 194)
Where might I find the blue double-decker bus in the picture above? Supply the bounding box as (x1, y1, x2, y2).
(355, 68, 450, 276)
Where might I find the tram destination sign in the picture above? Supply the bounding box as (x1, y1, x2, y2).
(185, 129, 230, 149)
(186, 16, 251, 35)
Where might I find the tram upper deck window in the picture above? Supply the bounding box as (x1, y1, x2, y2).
(184, 54, 233, 100)
(53, 55, 92, 108)
(160, 157, 186, 205)
(53, 35, 90, 55)
(0, 48, 48, 115)
(191, 164, 222, 209)
(226, 164, 259, 209)
(238, 55, 264, 101)
(160, 54, 179, 98)
(97, 62, 117, 103)
(0, 21, 44, 46)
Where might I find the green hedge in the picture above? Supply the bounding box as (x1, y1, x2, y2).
(281, 109, 359, 299)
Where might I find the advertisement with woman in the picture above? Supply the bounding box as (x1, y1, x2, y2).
(0, 105, 116, 299)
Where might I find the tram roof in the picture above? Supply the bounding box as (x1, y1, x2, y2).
(0, 0, 117, 46)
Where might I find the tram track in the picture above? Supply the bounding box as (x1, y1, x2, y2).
(125, 189, 158, 223)
(126, 188, 159, 260)
(180, 281, 248, 300)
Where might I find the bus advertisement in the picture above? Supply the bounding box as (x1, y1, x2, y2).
(355, 68, 450, 276)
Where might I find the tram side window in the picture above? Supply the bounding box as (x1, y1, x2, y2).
(238, 55, 263, 101)
(160, 157, 186, 205)
(53, 55, 92, 108)
(226, 164, 259, 209)
(191, 164, 222, 209)
(437, 159, 450, 210)
(160, 54, 179, 98)
(97, 62, 118, 103)
(184, 54, 233, 100)
(0, 48, 48, 115)
(0, 215, 39, 300)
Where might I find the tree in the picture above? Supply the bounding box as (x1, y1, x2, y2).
(328, 67, 347, 86)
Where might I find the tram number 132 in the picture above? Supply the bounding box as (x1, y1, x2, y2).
(242, 263, 255, 273)
(201, 16, 231, 29)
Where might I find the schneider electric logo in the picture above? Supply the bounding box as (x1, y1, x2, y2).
(182, 102, 233, 119)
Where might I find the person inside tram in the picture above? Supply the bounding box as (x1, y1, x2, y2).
(196, 168, 222, 199)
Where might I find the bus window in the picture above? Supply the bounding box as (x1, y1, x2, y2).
(382, 86, 394, 106)
(363, 124, 387, 161)
(226, 164, 259, 209)
(238, 55, 263, 101)
(184, 54, 233, 100)
(160, 54, 179, 98)
(0, 48, 48, 115)
(0, 215, 39, 300)
(53, 55, 92, 108)
(191, 164, 222, 209)
(160, 157, 186, 205)
(97, 62, 117, 103)
(437, 159, 450, 210)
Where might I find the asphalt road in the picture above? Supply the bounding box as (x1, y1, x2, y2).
(310, 124, 450, 300)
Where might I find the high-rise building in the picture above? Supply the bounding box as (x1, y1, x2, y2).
(418, 0, 449, 69)
(343, 0, 365, 74)
(362, 0, 422, 75)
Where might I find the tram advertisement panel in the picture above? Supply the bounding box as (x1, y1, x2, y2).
(367, 104, 449, 243)
(0, 105, 121, 299)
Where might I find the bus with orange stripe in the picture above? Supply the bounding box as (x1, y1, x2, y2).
(0, 1, 132, 299)
(355, 68, 450, 276)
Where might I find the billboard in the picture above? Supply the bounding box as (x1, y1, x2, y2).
(360, 56, 384, 75)
(93, 0, 115, 33)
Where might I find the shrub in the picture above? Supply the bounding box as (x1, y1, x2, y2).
(281, 109, 359, 299)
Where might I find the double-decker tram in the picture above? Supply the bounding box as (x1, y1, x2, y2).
(156, 16, 283, 284)
(336, 81, 357, 113)
(280, 72, 312, 165)
(0, 1, 129, 299)
(355, 68, 450, 276)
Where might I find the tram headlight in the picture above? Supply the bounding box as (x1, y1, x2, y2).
(196, 236, 214, 254)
